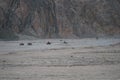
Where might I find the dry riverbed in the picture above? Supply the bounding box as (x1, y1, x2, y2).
(0, 38, 120, 80)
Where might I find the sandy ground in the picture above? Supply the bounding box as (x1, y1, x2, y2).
(0, 38, 120, 80)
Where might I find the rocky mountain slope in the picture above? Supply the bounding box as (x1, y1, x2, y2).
(0, 0, 120, 40)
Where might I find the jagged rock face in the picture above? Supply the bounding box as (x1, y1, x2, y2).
(0, 0, 59, 39)
(0, 0, 120, 39)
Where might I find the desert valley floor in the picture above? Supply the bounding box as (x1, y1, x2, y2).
(0, 38, 120, 80)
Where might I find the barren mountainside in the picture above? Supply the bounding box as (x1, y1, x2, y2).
(0, 0, 120, 39)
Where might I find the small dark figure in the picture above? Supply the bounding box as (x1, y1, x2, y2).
(63, 41, 68, 44)
(19, 43, 24, 46)
(72, 47, 75, 49)
(71, 55, 73, 58)
(46, 41, 51, 45)
(28, 43, 32, 46)
(2, 60, 6, 63)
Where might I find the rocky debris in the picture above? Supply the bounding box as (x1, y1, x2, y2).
(60, 40, 63, 41)
(19, 43, 24, 46)
(96, 37, 99, 40)
(27, 43, 32, 46)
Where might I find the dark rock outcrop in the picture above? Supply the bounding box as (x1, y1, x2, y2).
(0, 0, 120, 40)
